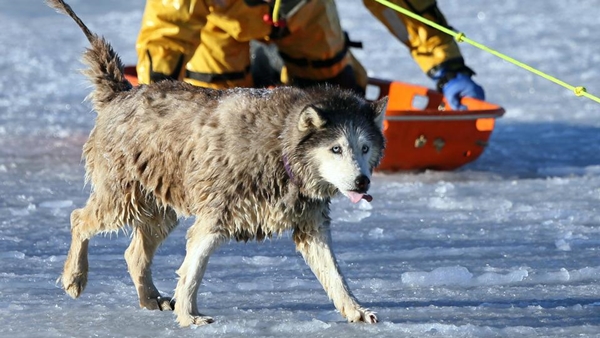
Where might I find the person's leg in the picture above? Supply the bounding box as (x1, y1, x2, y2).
(274, 0, 368, 94)
(184, 19, 254, 89)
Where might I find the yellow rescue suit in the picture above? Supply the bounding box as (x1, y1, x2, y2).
(136, 0, 465, 91)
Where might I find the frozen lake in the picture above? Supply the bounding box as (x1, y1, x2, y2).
(1, 0, 599, 337)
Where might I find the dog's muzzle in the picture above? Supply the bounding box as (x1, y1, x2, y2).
(344, 175, 373, 203)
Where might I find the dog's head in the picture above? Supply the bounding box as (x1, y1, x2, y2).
(292, 89, 387, 203)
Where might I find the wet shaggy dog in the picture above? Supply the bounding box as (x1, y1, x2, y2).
(48, 0, 387, 327)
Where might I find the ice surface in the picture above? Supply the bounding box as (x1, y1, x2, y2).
(1, 0, 600, 337)
(401, 266, 529, 287)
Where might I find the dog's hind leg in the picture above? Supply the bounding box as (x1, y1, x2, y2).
(173, 220, 224, 327)
(294, 222, 378, 324)
(124, 207, 178, 311)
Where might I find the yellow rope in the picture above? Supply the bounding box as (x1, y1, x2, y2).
(272, 0, 282, 23)
(373, 0, 600, 104)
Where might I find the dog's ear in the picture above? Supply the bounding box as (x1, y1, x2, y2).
(298, 105, 327, 132)
(370, 96, 388, 131)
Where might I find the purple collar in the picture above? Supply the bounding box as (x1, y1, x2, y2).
(282, 154, 297, 185)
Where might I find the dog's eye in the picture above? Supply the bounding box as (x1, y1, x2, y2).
(331, 146, 342, 154)
(362, 145, 370, 154)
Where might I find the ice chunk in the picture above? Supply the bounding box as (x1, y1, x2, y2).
(241, 256, 288, 266)
(0, 251, 25, 259)
(39, 200, 73, 208)
(555, 239, 571, 251)
(473, 269, 528, 286)
(402, 266, 473, 287)
(368, 227, 385, 239)
(402, 266, 528, 287)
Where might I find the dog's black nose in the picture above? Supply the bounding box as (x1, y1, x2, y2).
(354, 175, 370, 193)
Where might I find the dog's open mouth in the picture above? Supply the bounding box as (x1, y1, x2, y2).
(345, 191, 373, 203)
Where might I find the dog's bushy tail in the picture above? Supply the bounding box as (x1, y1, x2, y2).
(46, 0, 131, 109)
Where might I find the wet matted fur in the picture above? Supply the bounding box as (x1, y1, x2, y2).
(47, 0, 387, 327)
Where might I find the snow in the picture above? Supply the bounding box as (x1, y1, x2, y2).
(2, 0, 600, 337)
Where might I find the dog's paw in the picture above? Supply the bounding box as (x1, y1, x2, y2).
(141, 296, 175, 311)
(61, 272, 87, 299)
(160, 297, 176, 311)
(176, 314, 215, 327)
(347, 307, 378, 324)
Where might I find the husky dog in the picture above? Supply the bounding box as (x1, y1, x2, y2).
(47, 0, 387, 327)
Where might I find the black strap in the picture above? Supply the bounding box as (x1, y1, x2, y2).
(243, 0, 267, 6)
(148, 50, 184, 83)
(185, 66, 251, 83)
(345, 31, 363, 49)
(279, 48, 347, 68)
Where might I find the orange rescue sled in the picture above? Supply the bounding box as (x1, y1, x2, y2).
(123, 67, 504, 172)
(367, 78, 504, 171)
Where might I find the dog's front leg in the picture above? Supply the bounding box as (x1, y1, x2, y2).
(173, 223, 223, 327)
(294, 222, 377, 324)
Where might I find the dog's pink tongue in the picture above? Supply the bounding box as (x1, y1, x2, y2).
(346, 191, 373, 203)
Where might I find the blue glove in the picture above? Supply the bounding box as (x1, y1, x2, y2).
(441, 73, 485, 110)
